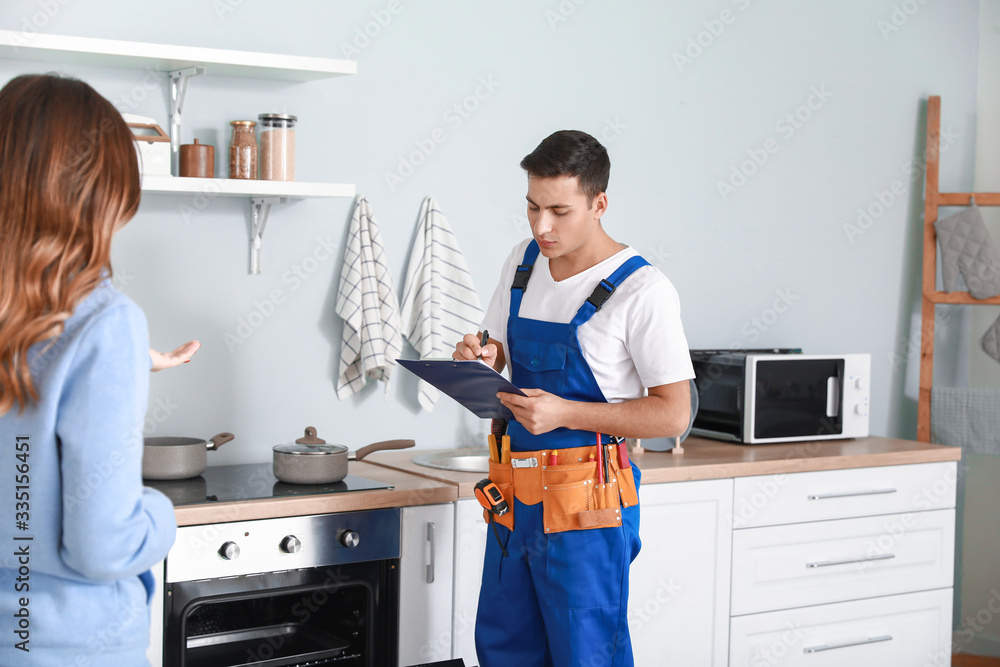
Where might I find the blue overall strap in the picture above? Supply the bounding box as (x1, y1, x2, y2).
(509, 240, 540, 317)
(570, 255, 651, 328)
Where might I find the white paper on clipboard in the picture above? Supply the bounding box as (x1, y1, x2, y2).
(396, 358, 526, 420)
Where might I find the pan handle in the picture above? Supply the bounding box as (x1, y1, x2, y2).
(206, 433, 235, 451)
(352, 439, 415, 461)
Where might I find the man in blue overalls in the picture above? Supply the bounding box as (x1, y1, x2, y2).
(454, 130, 695, 666)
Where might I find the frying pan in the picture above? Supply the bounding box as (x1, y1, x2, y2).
(142, 432, 234, 480)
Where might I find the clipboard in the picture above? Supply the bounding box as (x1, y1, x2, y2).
(397, 358, 526, 420)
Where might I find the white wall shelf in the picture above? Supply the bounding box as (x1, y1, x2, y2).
(0, 30, 356, 81)
(141, 176, 355, 199)
(0, 29, 358, 275)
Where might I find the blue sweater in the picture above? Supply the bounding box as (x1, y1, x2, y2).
(0, 281, 176, 666)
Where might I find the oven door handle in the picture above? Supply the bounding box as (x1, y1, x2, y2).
(426, 522, 435, 584)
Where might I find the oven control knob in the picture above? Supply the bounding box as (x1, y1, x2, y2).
(854, 403, 868, 416)
(218, 541, 240, 560)
(280, 535, 302, 554)
(855, 376, 869, 390)
(339, 529, 361, 549)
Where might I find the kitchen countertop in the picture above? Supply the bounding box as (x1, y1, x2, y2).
(171, 461, 456, 527)
(364, 435, 962, 498)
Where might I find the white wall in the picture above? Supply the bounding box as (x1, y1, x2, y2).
(0, 0, 981, 461)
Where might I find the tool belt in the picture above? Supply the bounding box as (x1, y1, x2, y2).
(483, 441, 639, 534)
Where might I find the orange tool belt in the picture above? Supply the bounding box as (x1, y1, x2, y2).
(483, 438, 639, 534)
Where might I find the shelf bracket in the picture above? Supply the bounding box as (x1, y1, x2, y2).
(249, 197, 286, 275)
(168, 66, 206, 175)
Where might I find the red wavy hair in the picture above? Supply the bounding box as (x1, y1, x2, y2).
(0, 74, 140, 415)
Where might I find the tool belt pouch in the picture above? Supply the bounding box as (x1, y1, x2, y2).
(483, 459, 515, 531)
(541, 460, 622, 534)
(615, 462, 639, 509)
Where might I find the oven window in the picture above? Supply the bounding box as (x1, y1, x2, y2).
(184, 584, 368, 666)
(754, 359, 844, 439)
(165, 561, 398, 667)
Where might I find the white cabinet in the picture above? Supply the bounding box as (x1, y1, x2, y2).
(452, 498, 488, 665)
(399, 504, 455, 666)
(628, 477, 734, 667)
(729, 462, 957, 666)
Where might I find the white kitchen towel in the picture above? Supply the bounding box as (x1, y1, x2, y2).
(399, 196, 484, 411)
(335, 195, 402, 399)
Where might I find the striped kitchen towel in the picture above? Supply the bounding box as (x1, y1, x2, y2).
(335, 195, 402, 398)
(400, 196, 484, 411)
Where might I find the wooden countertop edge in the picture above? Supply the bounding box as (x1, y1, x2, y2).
(366, 437, 962, 498)
(638, 448, 962, 484)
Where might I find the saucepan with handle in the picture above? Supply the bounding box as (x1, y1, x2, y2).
(273, 426, 415, 484)
(142, 432, 235, 480)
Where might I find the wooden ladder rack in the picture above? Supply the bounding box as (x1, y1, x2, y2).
(918, 96, 1000, 441)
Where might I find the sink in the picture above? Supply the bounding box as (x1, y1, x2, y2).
(412, 448, 490, 473)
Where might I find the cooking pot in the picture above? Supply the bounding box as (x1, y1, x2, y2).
(142, 432, 234, 480)
(273, 426, 414, 484)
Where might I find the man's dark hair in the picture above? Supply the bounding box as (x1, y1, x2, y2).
(520, 130, 610, 204)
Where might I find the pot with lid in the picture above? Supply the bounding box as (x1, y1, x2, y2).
(273, 426, 414, 485)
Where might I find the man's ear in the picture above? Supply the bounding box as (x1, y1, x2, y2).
(592, 191, 608, 218)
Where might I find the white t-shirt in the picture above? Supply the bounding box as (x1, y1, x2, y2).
(481, 239, 695, 404)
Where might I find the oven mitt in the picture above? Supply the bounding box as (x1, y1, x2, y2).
(982, 313, 1000, 365)
(935, 205, 1000, 299)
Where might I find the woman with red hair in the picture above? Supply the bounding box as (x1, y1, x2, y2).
(0, 73, 192, 665)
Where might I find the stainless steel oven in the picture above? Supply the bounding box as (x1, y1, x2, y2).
(162, 509, 400, 667)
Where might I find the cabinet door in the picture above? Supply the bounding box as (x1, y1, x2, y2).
(399, 504, 455, 665)
(452, 498, 488, 665)
(628, 477, 734, 667)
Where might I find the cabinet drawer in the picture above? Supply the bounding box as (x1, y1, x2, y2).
(731, 509, 954, 615)
(731, 462, 956, 528)
(729, 588, 952, 667)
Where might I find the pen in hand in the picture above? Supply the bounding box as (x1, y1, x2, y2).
(477, 330, 489, 361)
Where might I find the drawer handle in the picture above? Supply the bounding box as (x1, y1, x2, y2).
(426, 522, 435, 584)
(807, 488, 896, 500)
(806, 553, 895, 568)
(803, 634, 893, 653)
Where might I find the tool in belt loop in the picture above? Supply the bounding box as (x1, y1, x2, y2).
(475, 478, 510, 557)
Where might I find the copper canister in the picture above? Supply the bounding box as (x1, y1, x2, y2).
(228, 121, 257, 179)
(179, 139, 214, 178)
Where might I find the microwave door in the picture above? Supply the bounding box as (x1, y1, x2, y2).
(749, 358, 845, 442)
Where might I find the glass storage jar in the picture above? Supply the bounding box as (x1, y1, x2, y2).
(228, 120, 257, 179)
(258, 114, 297, 181)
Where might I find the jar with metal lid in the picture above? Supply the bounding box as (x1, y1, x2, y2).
(228, 120, 257, 179)
(257, 113, 297, 181)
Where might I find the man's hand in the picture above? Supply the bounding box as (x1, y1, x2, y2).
(497, 388, 569, 435)
(453, 332, 500, 369)
(150, 340, 201, 372)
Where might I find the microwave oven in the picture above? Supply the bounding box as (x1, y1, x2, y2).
(690, 350, 870, 444)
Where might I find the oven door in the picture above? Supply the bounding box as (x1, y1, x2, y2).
(745, 355, 846, 443)
(164, 560, 398, 667)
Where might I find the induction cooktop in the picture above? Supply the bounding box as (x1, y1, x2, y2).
(145, 463, 392, 507)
